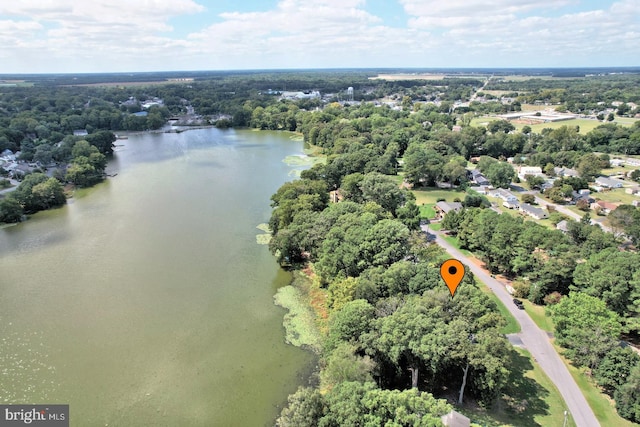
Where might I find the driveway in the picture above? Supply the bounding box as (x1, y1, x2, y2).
(424, 225, 600, 427)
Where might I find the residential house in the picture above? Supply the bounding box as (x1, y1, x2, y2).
(572, 191, 594, 204)
(625, 187, 640, 195)
(73, 129, 88, 136)
(469, 169, 490, 186)
(434, 201, 463, 219)
(594, 176, 624, 188)
(518, 166, 543, 180)
(489, 188, 518, 203)
(519, 203, 549, 220)
(556, 220, 569, 233)
(503, 200, 519, 209)
(590, 200, 620, 215)
(553, 167, 579, 178)
(626, 158, 640, 167)
(468, 186, 489, 195)
(610, 159, 626, 167)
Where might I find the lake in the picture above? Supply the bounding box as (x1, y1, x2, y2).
(0, 128, 315, 426)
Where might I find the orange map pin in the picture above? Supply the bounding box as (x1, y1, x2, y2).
(440, 259, 465, 298)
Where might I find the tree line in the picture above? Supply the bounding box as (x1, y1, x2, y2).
(442, 207, 640, 422)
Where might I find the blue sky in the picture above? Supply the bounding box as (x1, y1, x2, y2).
(0, 0, 638, 73)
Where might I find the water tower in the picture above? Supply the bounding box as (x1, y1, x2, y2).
(347, 87, 354, 102)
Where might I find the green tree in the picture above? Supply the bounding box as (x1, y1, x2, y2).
(525, 174, 545, 190)
(276, 387, 325, 427)
(485, 162, 515, 188)
(572, 248, 640, 320)
(615, 364, 640, 423)
(577, 153, 602, 180)
(321, 343, 375, 387)
(327, 299, 375, 351)
(11, 173, 66, 213)
(0, 197, 24, 223)
(320, 382, 451, 427)
(339, 173, 364, 203)
(594, 347, 640, 396)
(487, 119, 515, 134)
(359, 172, 406, 215)
(403, 144, 443, 186)
(521, 193, 535, 204)
(548, 292, 622, 369)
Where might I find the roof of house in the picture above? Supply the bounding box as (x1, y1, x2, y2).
(595, 200, 620, 211)
(554, 167, 579, 177)
(595, 176, 624, 187)
(490, 188, 518, 200)
(520, 203, 547, 217)
(520, 166, 542, 173)
(435, 201, 463, 214)
(556, 220, 569, 232)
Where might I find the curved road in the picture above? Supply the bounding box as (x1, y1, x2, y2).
(426, 226, 600, 427)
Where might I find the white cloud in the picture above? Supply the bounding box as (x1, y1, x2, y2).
(0, 0, 638, 72)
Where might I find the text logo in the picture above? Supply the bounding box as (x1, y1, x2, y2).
(0, 405, 68, 427)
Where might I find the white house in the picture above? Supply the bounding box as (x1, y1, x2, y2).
(489, 188, 518, 203)
(553, 167, 579, 178)
(519, 203, 549, 220)
(518, 166, 543, 180)
(503, 200, 519, 209)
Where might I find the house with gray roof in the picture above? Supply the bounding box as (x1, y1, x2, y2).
(435, 201, 463, 218)
(519, 203, 549, 220)
(488, 188, 518, 203)
(595, 176, 624, 188)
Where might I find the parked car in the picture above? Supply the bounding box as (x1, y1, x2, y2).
(513, 298, 524, 310)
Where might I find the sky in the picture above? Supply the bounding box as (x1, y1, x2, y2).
(0, 0, 638, 74)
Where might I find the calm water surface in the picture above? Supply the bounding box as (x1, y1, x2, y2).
(0, 129, 314, 426)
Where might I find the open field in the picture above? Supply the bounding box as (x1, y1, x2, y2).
(471, 114, 638, 135)
(459, 348, 576, 427)
(371, 73, 490, 81)
(498, 75, 585, 82)
(64, 79, 194, 87)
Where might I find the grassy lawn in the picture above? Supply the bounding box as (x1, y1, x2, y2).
(553, 345, 637, 427)
(419, 204, 436, 219)
(513, 119, 608, 134)
(593, 188, 640, 205)
(480, 285, 520, 334)
(441, 234, 472, 256)
(470, 115, 638, 135)
(522, 301, 554, 332)
(429, 222, 442, 231)
(411, 187, 466, 205)
(459, 348, 576, 427)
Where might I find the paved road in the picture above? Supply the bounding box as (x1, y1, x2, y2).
(425, 226, 600, 427)
(511, 185, 613, 233)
